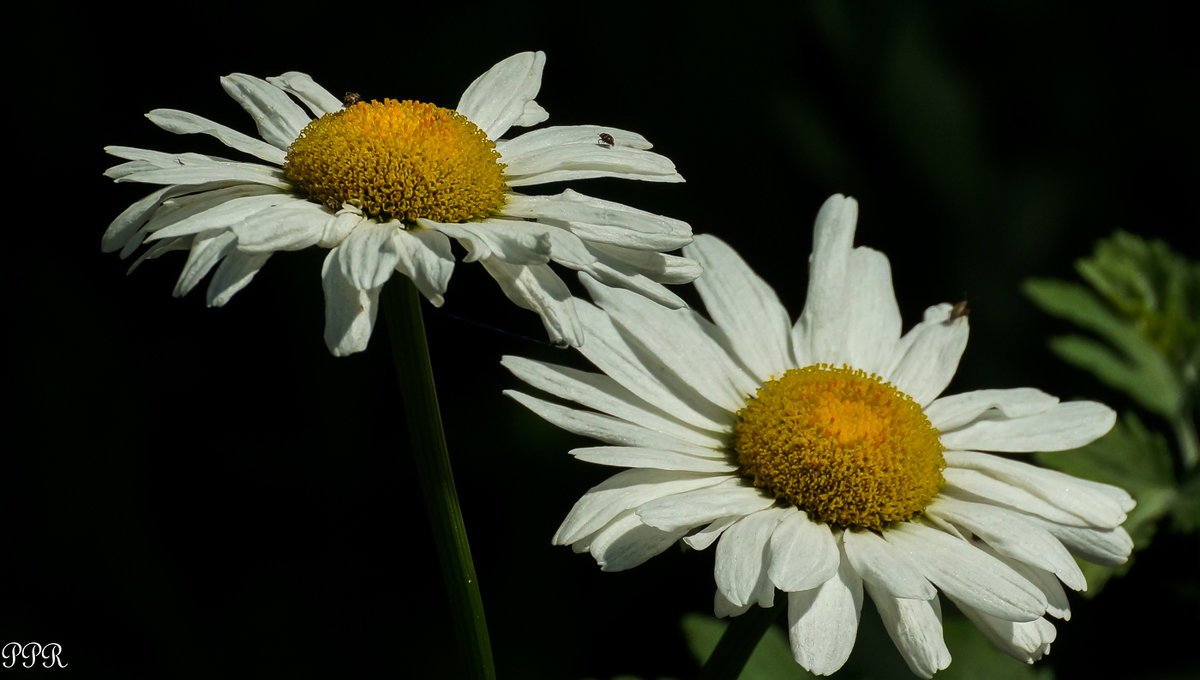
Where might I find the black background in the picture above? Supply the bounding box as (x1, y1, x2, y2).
(5, 1, 1198, 678)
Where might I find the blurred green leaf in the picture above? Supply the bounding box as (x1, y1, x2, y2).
(682, 612, 808, 680)
(1075, 231, 1200, 369)
(1036, 411, 1177, 593)
(1023, 278, 1184, 417)
(936, 612, 1054, 680)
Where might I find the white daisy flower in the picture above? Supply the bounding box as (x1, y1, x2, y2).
(503, 194, 1133, 677)
(104, 52, 695, 355)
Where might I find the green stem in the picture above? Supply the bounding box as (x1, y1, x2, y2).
(697, 604, 781, 680)
(382, 277, 495, 680)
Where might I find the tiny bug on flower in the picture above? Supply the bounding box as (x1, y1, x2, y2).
(949, 300, 970, 320)
(597, 132, 615, 147)
(342, 92, 361, 106)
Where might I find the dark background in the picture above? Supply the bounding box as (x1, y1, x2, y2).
(5, 1, 1197, 678)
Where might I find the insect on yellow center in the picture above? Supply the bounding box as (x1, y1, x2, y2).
(283, 99, 508, 224)
(733, 364, 945, 531)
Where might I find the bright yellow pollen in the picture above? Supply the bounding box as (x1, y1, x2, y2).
(733, 364, 945, 531)
(283, 99, 508, 223)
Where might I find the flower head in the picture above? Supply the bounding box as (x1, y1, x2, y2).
(104, 52, 695, 355)
(504, 195, 1133, 677)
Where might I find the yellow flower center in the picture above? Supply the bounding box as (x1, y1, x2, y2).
(282, 99, 508, 223)
(733, 365, 945, 531)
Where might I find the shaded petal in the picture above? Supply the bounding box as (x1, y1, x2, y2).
(456, 51, 548, 140)
(570, 446, 737, 472)
(715, 507, 788, 607)
(637, 479, 776, 533)
(884, 522, 1047, 622)
(174, 230, 236, 297)
(230, 200, 327, 253)
(927, 495, 1086, 591)
(953, 598, 1056, 664)
(886, 303, 969, 406)
(207, 251, 270, 307)
(684, 516, 739, 551)
(393, 227, 455, 306)
(266, 71, 342, 118)
(220, 73, 310, 149)
(582, 276, 757, 412)
(924, 388, 1061, 432)
(426, 219, 551, 265)
(1027, 517, 1133, 567)
(320, 248, 379, 356)
(501, 354, 729, 447)
(939, 401, 1117, 452)
(866, 585, 950, 678)
(767, 510, 841, 593)
(685, 235, 796, 381)
(338, 221, 401, 290)
(841, 247, 903, 376)
(499, 188, 692, 250)
(945, 450, 1132, 527)
(146, 109, 286, 165)
(843, 528, 936, 600)
(793, 194, 858, 366)
(105, 146, 291, 189)
(942, 467, 1098, 527)
(786, 546, 863, 676)
(501, 125, 683, 185)
(481, 259, 581, 347)
(588, 511, 688, 572)
(503, 390, 722, 457)
(552, 468, 727, 545)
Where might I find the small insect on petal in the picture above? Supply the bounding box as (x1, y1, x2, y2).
(597, 132, 615, 148)
(342, 92, 361, 106)
(949, 300, 969, 320)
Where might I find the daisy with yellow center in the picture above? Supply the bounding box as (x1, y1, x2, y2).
(503, 195, 1133, 677)
(104, 52, 695, 356)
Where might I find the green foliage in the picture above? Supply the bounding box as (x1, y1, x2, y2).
(1025, 230, 1199, 595)
(683, 612, 810, 680)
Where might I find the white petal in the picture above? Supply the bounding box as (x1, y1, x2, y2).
(939, 401, 1117, 452)
(144, 193, 300, 243)
(581, 276, 756, 413)
(793, 194, 858, 366)
(927, 495, 1086, 591)
(266, 71, 342, 118)
(636, 479, 777, 532)
(684, 516, 740, 551)
(886, 303, 969, 406)
(320, 208, 367, 248)
(587, 242, 702, 284)
(456, 51, 547, 140)
(571, 446, 736, 472)
(146, 109, 286, 165)
(841, 247, 903, 376)
(230, 200, 327, 253)
(501, 355, 729, 448)
(843, 528, 936, 600)
(979, 546, 1073, 617)
(954, 598, 1056, 664)
(866, 584, 951, 678)
(684, 235, 796, 381)
(786, 548, 863, 676)
(207, 251, 270, 307)
(1027, 517, 1133, 567)
(480, 259, 581, 347)
(715, 508, 788, 607)
(106, 146, 291, 189)
(945, 450, 1132, 527)
(767, 510, 841, 593)
(499, 189, 692, 250)
(220, 73, 310, 149)
(503, 390, 721, 457)
(393, 227, 455, 306)
(714, 589, 753, 619)
(320, 248, 379, 356)
(174, 230, 237, 297)
(588, 511, 688, 572)
(571, 299, 733, 431)
(884, 522, 1047, 622)
(500, 125, 683, 185)
(337, 221, 401, 290)
(426, 219, 551, 265)
(552, 468, 727, 545)
(924, 388, 1061, 432)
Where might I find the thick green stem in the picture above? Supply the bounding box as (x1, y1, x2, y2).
(382, 277, 495, 680)
(697, 604, 782, 680)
